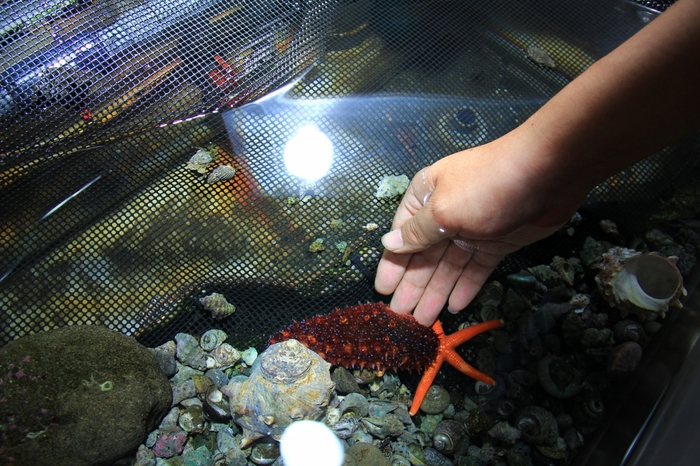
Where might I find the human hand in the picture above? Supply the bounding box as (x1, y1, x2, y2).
(376, 0, 700, 326)
(375, 135, 585, 326)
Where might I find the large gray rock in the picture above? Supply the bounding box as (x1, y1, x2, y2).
(0, 325, 172, 465)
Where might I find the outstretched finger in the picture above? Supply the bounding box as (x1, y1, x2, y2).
(412, 241, 476, 325)
(389, 239, 451, 314)
(447, 253, 504, 313)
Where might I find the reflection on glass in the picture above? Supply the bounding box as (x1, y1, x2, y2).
(283, 125, 333, 181)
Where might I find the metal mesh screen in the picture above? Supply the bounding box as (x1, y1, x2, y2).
(1, 0, 697, 353)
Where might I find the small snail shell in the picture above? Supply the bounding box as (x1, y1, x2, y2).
(200, 329, 227, 351)
(338, 392, 369, 418)
(537, 355, 583, 399)
(419, 385, 451, 414)
(432, 420, 464, 455)
(178, 405, 206, 433)
(206, 343, 241, 370)
(206, 164, 236, 183)
(607, 341, 643, 378)
(515, 406, 559, 444)
(614, 319, 647, 344)
(199, 292, 236, 320)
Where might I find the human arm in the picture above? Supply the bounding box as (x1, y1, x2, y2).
(375, 0, 700, 326)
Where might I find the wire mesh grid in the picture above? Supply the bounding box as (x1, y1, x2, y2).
(1, 0, 697, 354)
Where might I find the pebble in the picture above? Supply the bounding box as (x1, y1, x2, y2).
(153, 429, 188, 458)
(172, 378, 198, 405)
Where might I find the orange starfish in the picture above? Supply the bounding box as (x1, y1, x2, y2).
(409, 318, 505, 416)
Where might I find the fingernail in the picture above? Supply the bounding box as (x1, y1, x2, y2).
(381, 229, 404, 250)
(447, 307, 458, 314)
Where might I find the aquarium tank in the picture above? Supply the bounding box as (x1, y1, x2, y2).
(1, 0, 699, 465)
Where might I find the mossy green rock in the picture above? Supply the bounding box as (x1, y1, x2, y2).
(0, 325, 171, 465)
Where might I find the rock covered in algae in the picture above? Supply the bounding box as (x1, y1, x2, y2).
(0, 326, 171, 466)
(375, 174, 409, 199)
(186, 147, 214, 173)
(309, 238, 325, 253)
(221, 339, 335, 448)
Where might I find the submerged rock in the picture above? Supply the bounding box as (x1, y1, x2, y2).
(375, 174, 409, 199)
(0, 325, 171, 466)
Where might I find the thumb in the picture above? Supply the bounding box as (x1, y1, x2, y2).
(381, 203, 452, 253)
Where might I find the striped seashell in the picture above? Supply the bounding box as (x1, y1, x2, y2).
(206, 164, 236, 183)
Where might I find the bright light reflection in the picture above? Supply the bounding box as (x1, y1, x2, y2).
(283, 125, 333, 181)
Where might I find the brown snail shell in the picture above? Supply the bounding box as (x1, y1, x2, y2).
(433, 419, 465, 454)
(178, 405, 206, 433)
(206, 343, 241, 370)
(221, 339, 334, 448)
(361, 413, 404, 439)
(488, 421, 522, 445)
(595, 247, 686, 320)
(607, 342, 643, 378)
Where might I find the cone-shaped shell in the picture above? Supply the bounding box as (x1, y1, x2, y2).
(221, 339, 334, 447)
(595, 247, 686, 319)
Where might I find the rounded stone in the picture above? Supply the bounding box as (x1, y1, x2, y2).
(419, 385, 451, 414)
(343, 442, 391, 466)
(0, 325, 172, 465)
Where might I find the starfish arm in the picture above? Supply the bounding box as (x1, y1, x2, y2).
(444, 319, 504, 347)
(431, 320, 446, 338)
(444, 350, 496, 385)
(409, 354, 444, 416)
(409, 319, 504, 416)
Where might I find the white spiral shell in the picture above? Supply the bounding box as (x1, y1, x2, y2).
(595, 247, 686, 319)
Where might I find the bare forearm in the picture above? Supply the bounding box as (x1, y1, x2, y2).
(516, 0, 700, 209)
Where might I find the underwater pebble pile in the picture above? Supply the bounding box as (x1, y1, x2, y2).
(132, 221, 696, 466)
